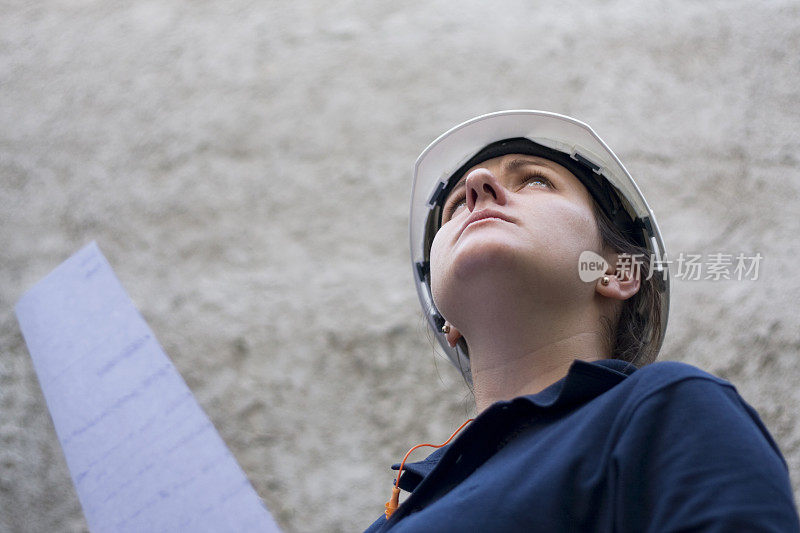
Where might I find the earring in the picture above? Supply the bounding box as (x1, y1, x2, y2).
(601, 276, 610, 286)
(442, 323, 451, 334)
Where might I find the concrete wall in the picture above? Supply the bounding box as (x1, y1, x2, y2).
(2, 1, 799, 531)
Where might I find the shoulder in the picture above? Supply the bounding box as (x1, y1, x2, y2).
(610, 362, 799, 530)
(616, 360, 739, 409)
(612, 360, 788, 465)
(610, 361, 776, 448)
(618, 360, 745, 419)
(627, 360, 732, 390)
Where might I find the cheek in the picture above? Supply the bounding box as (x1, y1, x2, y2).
(428, 227, 450, 301)
(537, 203, 603, 268)
(429, 220, 467, 313)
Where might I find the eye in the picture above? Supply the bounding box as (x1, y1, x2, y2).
(442, 191, 466, 222)
(521, 172, 553, 190)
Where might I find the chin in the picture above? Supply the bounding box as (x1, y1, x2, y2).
(432, 232, 582, 317)
(430, 234, 517, 316)
(449, 236, 525, 282)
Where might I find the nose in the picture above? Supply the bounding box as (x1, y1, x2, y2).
(464, 167, 508, 212)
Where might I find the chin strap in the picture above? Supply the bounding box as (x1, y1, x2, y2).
(384, 418, 474, 520)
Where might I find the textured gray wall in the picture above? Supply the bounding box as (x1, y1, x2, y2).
(2, 1, 799, 531)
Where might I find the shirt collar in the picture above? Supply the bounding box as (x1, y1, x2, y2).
(391, 358, 638, 482)
(519, 358, 637, 410)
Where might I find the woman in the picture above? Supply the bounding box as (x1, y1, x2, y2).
(365, 111, 799, 532)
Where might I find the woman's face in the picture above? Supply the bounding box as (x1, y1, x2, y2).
(429, 153, 607, 326)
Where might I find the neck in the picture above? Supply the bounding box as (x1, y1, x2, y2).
(459, 296, 609, 413)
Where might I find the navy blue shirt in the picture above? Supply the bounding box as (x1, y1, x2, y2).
(365, 359, 799, 532)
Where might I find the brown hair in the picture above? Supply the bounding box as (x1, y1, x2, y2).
(593, 201, 664, 367)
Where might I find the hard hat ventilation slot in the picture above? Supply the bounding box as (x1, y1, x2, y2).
(570, 151, 603, 174)
(415, 261, 430, 282)
(428, 181, 448, 207)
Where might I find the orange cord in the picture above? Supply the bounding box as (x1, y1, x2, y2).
(384, 418, 474, 519)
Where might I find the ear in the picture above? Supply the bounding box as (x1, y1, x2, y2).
(445, 323, 462, 347)
(595, 262, 641, 301)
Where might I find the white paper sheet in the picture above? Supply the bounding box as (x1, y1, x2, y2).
(15, 242, 281, 533)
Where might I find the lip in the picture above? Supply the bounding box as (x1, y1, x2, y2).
(458, 209, 515, 239)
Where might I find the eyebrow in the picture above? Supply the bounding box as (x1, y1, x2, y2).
(448, 157, 551, 192)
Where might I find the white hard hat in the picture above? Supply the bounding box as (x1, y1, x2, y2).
(409, 110, 669, 379)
